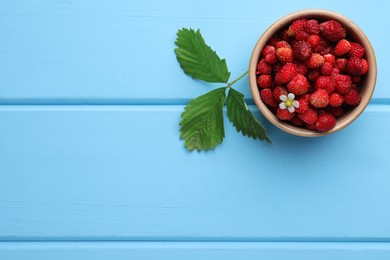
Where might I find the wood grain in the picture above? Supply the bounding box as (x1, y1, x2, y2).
(0, 105, 389, 240)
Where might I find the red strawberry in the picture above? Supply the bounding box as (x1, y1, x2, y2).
(319, 20, 346, 42)
(287, 19, 307, 37)
(304, 19, 320, 34)
(323, 54, 335, 64)
(347, 57, 365, 76)
(310, 89, 329, 108)
(287, 74, 310, 95)
(306, 53, 324, 69)
(335, 39, 351, 56)
(352, 76, 361, 84)
(257, 75, 273, 88)
(316, 114, 336, 132)
(276, 47, 294, 63)
(275, 41, 291, 48)
(291, 116, 305, 126)
(349, 42, 365, 58)
(334, 58, 347, 72)
(307, 34, 321, 48)
(273, 86, 288, 101)
(335, 74, 352, 94)
(262, 45, 277, 65)
(361, 59, 369, 75)
(314, 76, 336, 94)
(268, 37, 281, 47)
(344, 89, 361, 106)
(260, 88, 277, 107)
(277, 108, 295, 121)
(298, 107, 318, 124)
(296, 30, 309, 41)
(297, 63, 308, 75)
(295, 98, 309, 114)
(331, 68, 340, 78)
(293, 41, 312, 62)
(307, 69, 321, 82)
(256, 59, 272, 75)
(329, 93, 344, 107)
(326, 106, 344, 118)
(273, 63, 283, 73)
(321, 62, 333, 75)
(275, 63, 298, 84)
(305, 123, 317, 130)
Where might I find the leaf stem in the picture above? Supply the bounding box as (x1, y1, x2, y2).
(227, 70, 249, 88)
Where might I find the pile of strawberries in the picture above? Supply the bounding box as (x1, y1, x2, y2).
(257, 18, 368, 132)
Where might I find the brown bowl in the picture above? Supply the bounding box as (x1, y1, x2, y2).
(249, 9, 377, 136)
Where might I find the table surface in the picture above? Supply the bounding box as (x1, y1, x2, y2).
(1, 0, 390, 259)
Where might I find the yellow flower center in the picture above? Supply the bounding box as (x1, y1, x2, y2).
(285, 100, 293, 107)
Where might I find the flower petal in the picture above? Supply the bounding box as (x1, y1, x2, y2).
(288, 106, 295, 113)
(293, 100, 300, 108)
(280, 95, 287, 101)
(279, 102, 287, 109)
(288, 93, 295, 100)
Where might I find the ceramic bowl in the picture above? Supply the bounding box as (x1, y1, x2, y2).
(248, 9, 377, 136)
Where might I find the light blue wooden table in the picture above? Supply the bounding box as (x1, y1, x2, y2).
(1, 0, 389, 259)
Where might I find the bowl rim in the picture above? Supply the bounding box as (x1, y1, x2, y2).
(248, 9, 377, 137)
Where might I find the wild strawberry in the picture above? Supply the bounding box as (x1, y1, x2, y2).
(334, 58, 347, 72)
(275, 41, 291, 49)
(305, 123, 317, 130)
(307, 69, 321, 82)
(304, 19, 320, 34)
(256, 59, 272, 75)
(298, 107, 318, 124)
(257, 75, 273, 88)
(260, 88, 277, 107)
(276, 47, 294, 63)
(316, 114, 336, 132)
(335, 74, 352, 94)
(349, 42, 365, 58)
(295, 98, 309, 114)
(306, 53, 324, 69)
(273, 86, 288, 101)
(262, 45, 277, 64)
(361, 59, 369, 75)
(287, 19, 307, 37)
(321, 62, 333, 75)
(352, 76, 361, 84)
(273, 63, 283, 73)
(326, 106, 344, 118)
(280, 29, 290, 41)
(329, 93, 344, 107)
(344, 89, 361, 106)
(323, 54, 335, 64)
(319, 20, 346, 42)
(347, 57, 365, 76)
(287, 74, 310, 95)
(268, 37, 281, 47)
(314, 76, 336, 94)
(310, 89, 329, 108)
(296, 30, 309, 41)
(297, 63, 308, 75)
(293, 41, 312, 62)
(335, 39, 351, 56)
(331, 68, 340, 78)
(275, 63, 298, 84)
(307, 34, 321, 48)
(277, 108, 295, 121)
(291, 116, 305, 126)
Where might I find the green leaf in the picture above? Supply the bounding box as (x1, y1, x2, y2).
(180, 87, 227, 151)
(175, 28, 231, 83)
(226, 88, 271, 143)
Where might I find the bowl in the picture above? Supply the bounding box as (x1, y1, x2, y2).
(248, 9, 377, 136)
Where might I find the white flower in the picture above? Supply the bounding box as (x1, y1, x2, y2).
(279, 93, 300, 113)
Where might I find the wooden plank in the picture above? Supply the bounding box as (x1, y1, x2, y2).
(0, 105, 389, 240)
(1, 242, 390, 260)
(0, 0, 388, 102)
